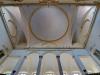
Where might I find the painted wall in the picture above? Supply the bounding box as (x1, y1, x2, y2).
(86, 8, 100, 51)
(0, 15, 12, 52)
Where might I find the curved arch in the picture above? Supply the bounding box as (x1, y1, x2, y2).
(80, 7, 95, 38)
(3, 7, 18, 38)
(60, 53, 81, 74)
(2, 7, 18, 45)
(19, 53, 39, 75)
(6, 19, 17, 37)
(0, 57, 20, 74)
(41, 53, 59, 75)
(78, 19, 91, 45)
(76, 6, 96, 46)
(81, 7, 95, 23)
(80, 7, 96, 34)
(80, 19, 90, 32)
(2, 7, 27, 46)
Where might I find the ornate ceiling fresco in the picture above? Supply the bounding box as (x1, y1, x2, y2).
(1, 5, 96, 49)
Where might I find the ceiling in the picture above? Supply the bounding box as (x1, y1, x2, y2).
(1, 5, 96, 48)
(0, 0, 100, 5)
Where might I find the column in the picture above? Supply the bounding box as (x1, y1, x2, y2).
(73, 55, 88, 75)
(56, 56, 63, 75)
(36, 56, 43, 75)
(11, 56, 26, 75)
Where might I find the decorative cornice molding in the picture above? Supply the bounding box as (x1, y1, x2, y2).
(14, 0, 24, 2)
(0, 0, 100, 5)
(39, 0, 59, 3)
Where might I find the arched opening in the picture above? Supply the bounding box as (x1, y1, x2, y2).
(19, 53, 39, 75)
(72, 6, 96, 48)
(2, 7, 27, 47)
(78, 19, 91, 45)
(2, 7, 17, 45)
(60, 53, 81, 75)
(41, 53, 59, 75)
(80, 56, 100, 74)
(2, 7, 17, 38)
(77, 7, 96, 46)
(0, 57, 20, 75)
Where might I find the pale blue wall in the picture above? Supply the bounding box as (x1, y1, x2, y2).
(86, 9, 100, 51)
(0, 15, 12, 51)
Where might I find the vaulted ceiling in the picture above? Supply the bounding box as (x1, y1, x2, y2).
(1, 5, 96, 48)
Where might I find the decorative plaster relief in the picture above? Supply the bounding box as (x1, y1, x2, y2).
(29, 6, 69, 42)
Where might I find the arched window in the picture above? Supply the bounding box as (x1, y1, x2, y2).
(78, 19, 91, 45)
(41, 53, 59, 75)
(19, 53, 39, 75)
(60, 53, 81, 74)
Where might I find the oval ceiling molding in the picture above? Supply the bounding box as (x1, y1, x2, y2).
(2, 7, 17, 38)
(82, 20, 91, 36)
(79, 7, 96, 45)
(29, 5, 69, 42)
(81, 7, 95, 27)
(8, 19, 17, 37)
